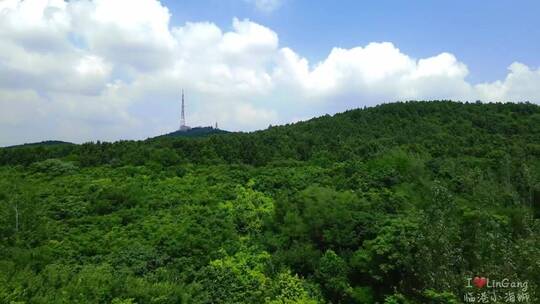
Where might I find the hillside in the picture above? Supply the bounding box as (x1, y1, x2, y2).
(5, 140, 75, 149)
(0, 101, 539, 303)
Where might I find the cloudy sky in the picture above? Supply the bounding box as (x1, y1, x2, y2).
(1, 0, 539, 146)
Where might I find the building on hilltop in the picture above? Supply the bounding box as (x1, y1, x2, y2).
(178, 90, 221, 132)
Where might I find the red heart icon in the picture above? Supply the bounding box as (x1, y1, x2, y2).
(473, 276, 487, 288)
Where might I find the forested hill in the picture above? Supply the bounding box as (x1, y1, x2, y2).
(1, 101, 539, 166)
(5, 140, 74, 149)
(0, 101, 539, 303)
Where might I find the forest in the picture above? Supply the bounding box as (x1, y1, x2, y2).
(0, 101, 539, 303)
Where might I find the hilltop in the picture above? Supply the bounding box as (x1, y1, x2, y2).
(5, 140, 75, 149)
(156, 126, 230, 139)
(2, 101, 539, 166)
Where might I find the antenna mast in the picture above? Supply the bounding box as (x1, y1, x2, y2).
(180, 89, 186, 129)
(178, 89, 191, 131)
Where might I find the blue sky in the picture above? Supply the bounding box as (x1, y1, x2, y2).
(1, 0, 540, 146)
(164, 0, 540, 83)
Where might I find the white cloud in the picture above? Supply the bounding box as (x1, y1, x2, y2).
(244, 0, 284, 13)
(475, 62, 540, 102)
(234, 103, 277, 127)
(272, 42, 474, 103)
(76, 55, 110, 77)
(69, 0, 176, 72)
(0, 0, 539, 146)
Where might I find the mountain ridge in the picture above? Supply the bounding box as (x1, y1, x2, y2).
(1, 100, 539, 167)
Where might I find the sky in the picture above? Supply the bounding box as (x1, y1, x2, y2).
(1, 0, 540, 146)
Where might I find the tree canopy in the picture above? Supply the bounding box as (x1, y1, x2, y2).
(0, 101, 539, 303)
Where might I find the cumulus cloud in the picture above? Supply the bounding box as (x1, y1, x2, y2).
(273, 44, 474, 103)
(0, 0, 539, 146)
(475, 63, 540, 102)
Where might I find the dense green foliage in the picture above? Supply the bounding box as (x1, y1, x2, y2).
(158, 127, 229, 139)
(0, 101, 539, 303)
